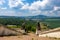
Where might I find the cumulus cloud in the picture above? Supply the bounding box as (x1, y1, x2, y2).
(21, 3, 29, 10)
(30, 0, 48, 10)
(0, 0, 5, 5)
(0, 9, 22, 16)
(21, 0, 52, 16)
(21, 0, 53, 15)
(0, 9, 15, 16)
(21, 0, 60, 16)
(54, 6, 60, 11)
(0, 0, 60, 16)
(0, 7, 7, 9)
(21, 0, 49, 10)
(8, 0, 24, 8)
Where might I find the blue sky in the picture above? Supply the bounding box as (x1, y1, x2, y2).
(0, 0, 60, 17)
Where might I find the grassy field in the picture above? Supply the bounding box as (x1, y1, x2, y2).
(0, 18, 60, 32)
(6, 18, 60, 32)
(41, 19, 60, 29)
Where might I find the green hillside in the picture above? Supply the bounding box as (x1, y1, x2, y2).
(0, 17, 60, 32)
(41, 19, 60, 29)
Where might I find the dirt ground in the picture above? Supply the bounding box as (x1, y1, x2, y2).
(0, 26, 60, 40)
(0, 33, 59, 40)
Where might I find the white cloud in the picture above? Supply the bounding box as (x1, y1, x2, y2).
(21, 3, 29, 10)
(40, 11, 58, 17)
(0, 7, 7, 9)
(0, 0, 60, 17)
(0, 9, 17, 16)
(30, 0, 48, 8)
(21, 0, 49, 10)
(54, 6, 60, 11)
(21, 0, 50, 16)
(8, 0, 24, 8)
(49, 6, 60, 16)
(0, 0, 5, 5)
